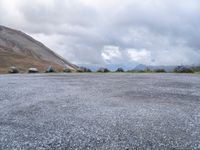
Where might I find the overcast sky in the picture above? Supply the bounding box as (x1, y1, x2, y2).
(1, 0, 200, 67)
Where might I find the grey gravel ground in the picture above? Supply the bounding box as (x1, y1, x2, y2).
(0, 73, 200, 150)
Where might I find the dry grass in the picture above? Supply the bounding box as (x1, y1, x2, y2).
(0, 51, 64, 73)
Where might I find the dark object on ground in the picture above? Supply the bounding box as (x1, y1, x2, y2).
(97, 67, 110, 73)
(174, 66, 194, 73)
(116, 68, 124, 72)
(77, 67, 92, 73)
(63, 67, 72, 73)
(8, 66, 19, 74)
(153, 69, 166, 73)
(45, 66, 56, 73)
(28, 68, 39, 73)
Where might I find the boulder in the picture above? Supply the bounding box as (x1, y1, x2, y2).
(116, 68, 124, 72)
(63, 67, 72, 73)
(45, 66, 56, 73)
(8, 66, 19, 74)
(28, 68, 39, 73)
(77, 67, 92, 73)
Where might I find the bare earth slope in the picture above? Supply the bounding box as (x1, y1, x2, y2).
(0, 25, 78, 73)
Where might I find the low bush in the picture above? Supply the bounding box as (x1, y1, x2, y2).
(97, 68, 110, 73)
(153, 69, 166, 73)
(174, 66, 194, 73)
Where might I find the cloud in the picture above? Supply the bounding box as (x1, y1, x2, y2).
(127, 49, 152, 65)
(101, 46, 122, 63)
(0, 0, 200, 66)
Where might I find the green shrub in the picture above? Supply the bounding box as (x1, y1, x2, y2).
(174, 66, 194, 73)
(153, 69, 166, 73)
(97, 68, 110, 73)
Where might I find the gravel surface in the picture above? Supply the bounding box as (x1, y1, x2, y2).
(0, 73, 200, 150)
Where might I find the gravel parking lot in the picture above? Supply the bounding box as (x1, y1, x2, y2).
(0, 73, 200, 150)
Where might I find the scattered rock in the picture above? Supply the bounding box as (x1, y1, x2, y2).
(116, 68, 124, 72)
(8, 66, 19, 74)
(63, 67, 72, 73)
(28, 68, 39, 73)
(77, 67, 92, 73)
(45, 66, 56, 73)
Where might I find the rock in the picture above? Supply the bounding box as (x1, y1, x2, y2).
(45, 66, 56, 73)
(8, 66, 19, 74)
(28, 68, 39, 73)
(63, 67, 72, 73)
(116, 68, 124, 72)
(77, 67, 92, 73)
(97, 68, 110, 73)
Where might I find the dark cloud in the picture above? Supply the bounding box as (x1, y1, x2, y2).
(0, 0, 200, 66)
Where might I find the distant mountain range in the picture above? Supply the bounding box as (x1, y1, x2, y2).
(0, 25, 78, 73)
(134, 64, 176, 71)
(79, 63, 137, 71)
(134, 64, 200, 72)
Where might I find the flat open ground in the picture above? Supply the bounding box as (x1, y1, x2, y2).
(0, 73, 200, 150)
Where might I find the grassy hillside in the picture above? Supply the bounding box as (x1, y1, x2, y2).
(0, 51, 64, 73)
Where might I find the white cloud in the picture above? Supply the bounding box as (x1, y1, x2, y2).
(101, 46, 122, 63)
(127, 49, 152, 65)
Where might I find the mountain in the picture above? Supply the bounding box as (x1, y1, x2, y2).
(134, 64, 148, 70)
(0, 25, 78, 73)
(134, 64, 176, 72)
(79, 63, 137, 71)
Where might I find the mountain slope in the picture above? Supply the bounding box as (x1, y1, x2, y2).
(0, 25, 78, 73)
(134, 64, 176, 72)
